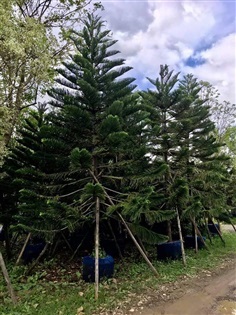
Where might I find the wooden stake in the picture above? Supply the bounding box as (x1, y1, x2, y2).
(190, 217, 209, 251)
(0, 251, 17, 304)
(118, 213, 159, 276)
(229, 219, 236, 232)
(204, 216, 213, 244)
(26, 242, 49, 275)
(176, 208, 186, 267)
(211, 221, 225, 245)
(193, 217, 198, 253)
(16, 232, 31, 266)
(107, 220, 123, 260)
(226, 210, 236, 232)
(95, 197, 100, 300)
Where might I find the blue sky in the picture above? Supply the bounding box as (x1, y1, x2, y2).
(96, 0, 236, 103)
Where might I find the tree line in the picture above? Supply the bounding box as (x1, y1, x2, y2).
(0, 9, 235, 265)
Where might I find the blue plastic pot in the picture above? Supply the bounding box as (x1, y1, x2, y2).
(82, 255, 114, 282)
(184, 235, 206, 249)
(157, 240, 182, 260)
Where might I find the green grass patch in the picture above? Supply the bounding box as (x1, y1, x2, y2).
(0, 232, 235, 315)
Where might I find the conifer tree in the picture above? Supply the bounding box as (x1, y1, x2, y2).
(46, 13, 169, 292)
(140, 65, 181, 241)
(4, 106, 79, 240)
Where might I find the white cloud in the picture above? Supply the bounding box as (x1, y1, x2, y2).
(185, 33, 236, 103)
(100, 0, 236, 103)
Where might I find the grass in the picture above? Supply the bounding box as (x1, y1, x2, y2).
(0, 232, 236, 315)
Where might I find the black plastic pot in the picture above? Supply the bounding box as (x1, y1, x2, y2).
(184, 235, 206, 249)
(157, 240, 182, 260)
(82, 255, 114, 282)
(208, 224, 220, 235)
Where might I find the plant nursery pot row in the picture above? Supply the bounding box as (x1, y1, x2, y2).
(157, 240, 182, 260)
(82, 255, 114, 282)
(157, 236, 207, 261)
(184, 235, 206, 249)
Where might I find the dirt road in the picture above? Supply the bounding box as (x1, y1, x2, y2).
(132, 259, 236, 315)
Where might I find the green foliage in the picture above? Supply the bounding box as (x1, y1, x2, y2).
(128, 222, 169, 244)
(0, 107, 11, 163)
(70, 148, 92, 169)
(100, 115, 121, 137)
(1, 108, 80, 238)
(80, 183, 105, 202)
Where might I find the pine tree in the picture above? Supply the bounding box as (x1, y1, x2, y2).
(46, 13, 168, 290)
(5, 106, 79, 240)
(140, 65, 181, 241)
(177, 76, 227, 198)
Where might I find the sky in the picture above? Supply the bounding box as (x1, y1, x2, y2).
(96, 0, 236, 104)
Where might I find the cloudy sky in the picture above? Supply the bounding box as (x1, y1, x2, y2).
(96, 0, 235, 103)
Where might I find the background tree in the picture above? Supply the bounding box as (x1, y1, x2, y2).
(0, 0, 96, 147)
(175, 74, 228, 248)
(0, 108, 10, 164)
(199, 81, 236, 139)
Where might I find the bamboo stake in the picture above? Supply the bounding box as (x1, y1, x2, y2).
(107, 220, 123, 260)
(26, 242, 49, 275)
(95, 197, 100, 300)
(193, 217, 198, 253)
(89, 170, 159, 277)
(61, 231, 74, 253)
(229, 219, 236, 232)
(0, 251, 17, 304)
(137, 236, 148, 257)
(204, 215, 213, 244)
(211, 221, 225, 245)
(176, 208, 186, 267)
(226, 209, 236, 232)
(117, 213, 159, 276)
(16, 232, 31, 266)
(190, 217, 209, 251)
(69, 232, 89, 261)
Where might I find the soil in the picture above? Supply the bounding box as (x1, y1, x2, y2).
(109, 255, 236, 315)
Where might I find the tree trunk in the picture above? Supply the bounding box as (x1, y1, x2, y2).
(0, 251, 17, 304)
(95, 197, 100, 300)
(16, 232, 31, 266)
(176, 208, 186, 267)
(167, 220, 172, 242)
